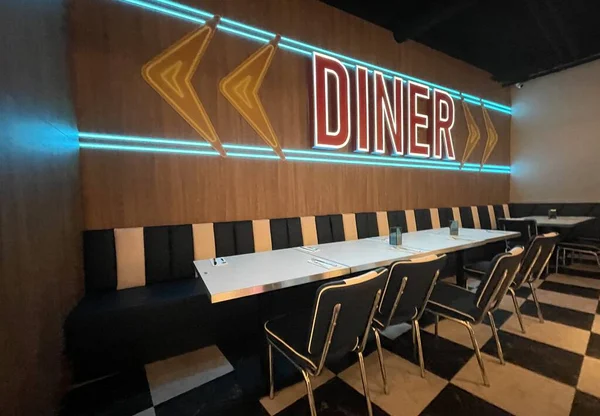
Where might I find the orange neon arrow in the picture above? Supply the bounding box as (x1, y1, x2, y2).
(219, 35, 285, 159)
(461, 100, 481, 164)
(142, 17, 226, 156)
(481, 107, 498, 165)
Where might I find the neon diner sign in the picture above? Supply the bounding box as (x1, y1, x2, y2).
(312, 52, 456, 160)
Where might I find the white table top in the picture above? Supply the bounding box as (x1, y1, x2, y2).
(313, 228, 518, 273)
(194, 247, 349, 303)
(194, 227, 519, 303)
(521, 216, 594, 228)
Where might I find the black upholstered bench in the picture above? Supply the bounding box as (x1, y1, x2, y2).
(64, 204, 511, 380)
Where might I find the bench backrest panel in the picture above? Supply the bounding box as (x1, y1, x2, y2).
(83, 204, 513, 293)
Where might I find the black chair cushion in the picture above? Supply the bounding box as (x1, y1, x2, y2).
(427, 283, 480, 323)
(264, 310, 318, 372)
(414, 209, 433, 230)
(464, 260, 491, 276)
(509, 203, 535, 218)
(438, 207, 454, 228)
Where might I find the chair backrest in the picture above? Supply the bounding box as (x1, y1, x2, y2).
(475, 247, 524, 318)
(376, 254, 447, 328)
(529, 232, 560, 280)
(306, 268, 387, 360)
(513, 232, 560, 288)
(498, 218, 538, 246)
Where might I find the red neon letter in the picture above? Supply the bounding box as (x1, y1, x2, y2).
(407, 81, 431, 158)
(355, 65, 369, 152)
(431, 89, 456, 160)
(373, 71, 404, 155)
(312, 52, 351, 149)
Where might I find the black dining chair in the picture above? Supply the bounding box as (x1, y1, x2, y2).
(464, 233, 560, 332)
(264, 268, 387, 416)
(426, 247, 524, 387)
(497, 218, 538, 249)
(371, 254, 447, 390)
(557, 240, 600, 271)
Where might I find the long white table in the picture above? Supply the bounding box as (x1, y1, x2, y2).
(193, 228, 519, 303)
(521, 216, 594, 228)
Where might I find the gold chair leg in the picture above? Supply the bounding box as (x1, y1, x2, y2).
(414, 320, 425, 378)
(411, 320, 417, 356)
(464, 321, 490, 387)
(530, 283, 544, 323)
(301, 369, 317, 416)
(373, 328, 389, 394)
(268, 343, 275, 399)
(357, 351, 374, 416)
(487, 311, 505, 365)
(508, 287, 526, 333)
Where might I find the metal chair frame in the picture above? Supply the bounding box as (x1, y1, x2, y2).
(267, 290, 382, 416)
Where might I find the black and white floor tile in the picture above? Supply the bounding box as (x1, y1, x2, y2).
(60, 272, 600, 416)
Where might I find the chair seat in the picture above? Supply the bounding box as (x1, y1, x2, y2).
(464, 260, 491, 276)
(373, 307, 416, 329)
(265, 310, 319, 372)
(427, 283, 480, 323)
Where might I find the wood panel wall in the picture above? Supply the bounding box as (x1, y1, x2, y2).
(71, 0, 511, 230)
(0, 1, 82, 415)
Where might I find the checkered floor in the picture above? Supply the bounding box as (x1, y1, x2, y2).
(61, 272, 600, 416)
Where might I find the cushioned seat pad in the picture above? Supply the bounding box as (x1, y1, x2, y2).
(66, 279, 209, 322)
(265, 310, 318, 372)
(427, 283, 480, 323)
(64, 279, 240, 379)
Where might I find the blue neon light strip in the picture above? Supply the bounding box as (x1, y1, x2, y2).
(80, 132, 462, 168)
(481, 99, 511, 111)
(463, 98, 482, 106)
(461, 93, 482, 102)
(120, 0, 205, 24)
(116, 0, 511, 115)
(284, 149, 461, 167)
(482, 102, 512, 115)
(80, 142, 220, 156)
(79, 133, 510, 173)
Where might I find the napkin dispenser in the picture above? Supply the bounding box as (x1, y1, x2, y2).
(548, 209, 557, 219)
(449, 220, 459, 236)
(389, 226, 402, 246)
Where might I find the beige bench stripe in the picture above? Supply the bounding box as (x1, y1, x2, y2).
(488, 205, 497, 229)
(429, 208, 441, 229)
(405, 209, 417, 232)
(342, 213, 358, 241)
(451, 207, 462, 227)
(252, 219, 273, 252)
(471, 206, 481, 229)
(114, 228, 146, 290)
(301, 216, 318, 246)
(192, 223, 216, 260)
(376, 211, 389, 236)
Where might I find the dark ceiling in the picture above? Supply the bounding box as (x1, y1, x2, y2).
(321, 0, 600, 86)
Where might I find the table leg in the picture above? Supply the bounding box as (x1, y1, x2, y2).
(456, 250, 467, 288)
